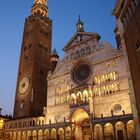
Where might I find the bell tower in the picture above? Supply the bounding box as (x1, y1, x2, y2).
(14, 0, 52, 118)
(32, 0, 48, 16)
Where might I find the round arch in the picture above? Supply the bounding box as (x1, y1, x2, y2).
(17, 131, 21, 140)
(71, 93, 76, 104)
(65, 126, 71, 139)
(77, 92, 82, 102)
(94, 124, 103, 140)
(22, 131, 26, 140)
(27, 131, 31, 140)
(9, 132, 13, 139)
(13, 132, 17, 140)
(115, 121, 125, 140)
(32, 130, 37, 140)
(58, 128, 64, 140)
(104, 123, 114, 139)
(83, 90, 89, 102)
(71, 108, 89, 123)
(51, 128, 57, 140)
(71, 108, 90, 140)
(44, 129, 49, 139)
(38, 129, 43, 140)
(127, 120, 135, 140)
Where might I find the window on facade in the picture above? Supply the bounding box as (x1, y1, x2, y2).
(29, 43, 32, 49)
(94, 72, 118, 84)
(81, 48, 85, 56)
(55, 95, 69, 105)
(107, 61, 117, 68)
(86, 47, 91, 54)
(41, 26, 48, 36)
(24, 56, 29, 60)
(44, 47, 48, 52)
(26, 31, 29, 35)
(113, 104, 122, 113)
(136, 40, 140, 51)
(75, 51, 80, 59)
(93, 83, 119, 96)
(71, 53, 75, 59)
(24, 46, 27, 51)
(38, 43, 43, 49)
(55, 84, 72, 95)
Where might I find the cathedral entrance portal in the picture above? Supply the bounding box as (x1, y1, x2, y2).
(71, 109, 91, 140)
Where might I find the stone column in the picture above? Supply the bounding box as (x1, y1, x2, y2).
(124, 122, 128, 140)
(64, 128, 66, 140)
(71, 124, 75, 140)
(92, 125, 95, 140)
(56, 129, 58, 140)
(113, 123, 116, 140)
(49, 129, 51, 140)
(102, 124, 105, 140)
(90, 123, 93, 140)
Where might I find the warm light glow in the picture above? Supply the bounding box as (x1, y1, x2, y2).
(94, 72, 118, 84)
(55, 84, 72, 95)
(32, 0, 48, 16)
(34, 0, 47, 5)
(0, 119, 4, 129)
(93, 83, 119, 96)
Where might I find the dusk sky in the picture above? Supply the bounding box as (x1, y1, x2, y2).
(0, 0, 116, 115)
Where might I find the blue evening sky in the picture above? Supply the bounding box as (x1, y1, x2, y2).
(0, 0, 116, 115)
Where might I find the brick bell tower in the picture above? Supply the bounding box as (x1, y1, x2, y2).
(14, 0, 52, 118)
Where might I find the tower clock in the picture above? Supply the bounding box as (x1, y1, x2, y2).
(14, 0, 52, 118)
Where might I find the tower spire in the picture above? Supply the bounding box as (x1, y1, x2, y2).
(31, 0, 48, 16)
(76, 15, 84, 32)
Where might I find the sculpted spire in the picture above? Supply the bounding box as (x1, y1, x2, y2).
(34, 0, 47, 5)
(76, 15, 84, 32)
(31, 0, 48, 16)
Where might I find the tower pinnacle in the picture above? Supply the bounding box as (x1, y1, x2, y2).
(31, 0, 48, 16)
(34, 0, 47, 5)
(76, 15, 84, 32)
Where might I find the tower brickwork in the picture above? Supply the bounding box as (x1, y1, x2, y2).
(14, 0, 52, 118)
(113, 0, 140, 139)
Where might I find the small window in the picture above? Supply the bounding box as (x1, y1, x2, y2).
(40, 69, 44, 76)
(71, 53, 74, 59)
(29, 43, 32, 49)
(24, 46, 27, 51)
(75, 51, 80, 58)
(24, 56, 29, 60)
(136, 40, 140, 51)
(81, 49, 85, 56)
(86, 47, 91, 54)
(26, 31, 29, 35)
(44, 47, 48, 52)
(38, 43, 43, 49)
(113, 104, 122, 113)
(41, 26, 48, 36)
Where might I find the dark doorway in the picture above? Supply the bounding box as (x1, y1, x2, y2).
(117, 130, 124, 140)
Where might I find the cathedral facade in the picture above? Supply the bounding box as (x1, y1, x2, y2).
(3, 0, 136, 140)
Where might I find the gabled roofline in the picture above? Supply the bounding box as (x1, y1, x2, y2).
(62, 31, 101, 51)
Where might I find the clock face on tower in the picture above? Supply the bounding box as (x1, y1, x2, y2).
(18, 77, 30, 94)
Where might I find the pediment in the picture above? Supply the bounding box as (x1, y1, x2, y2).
(63, 31, 100, 51)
